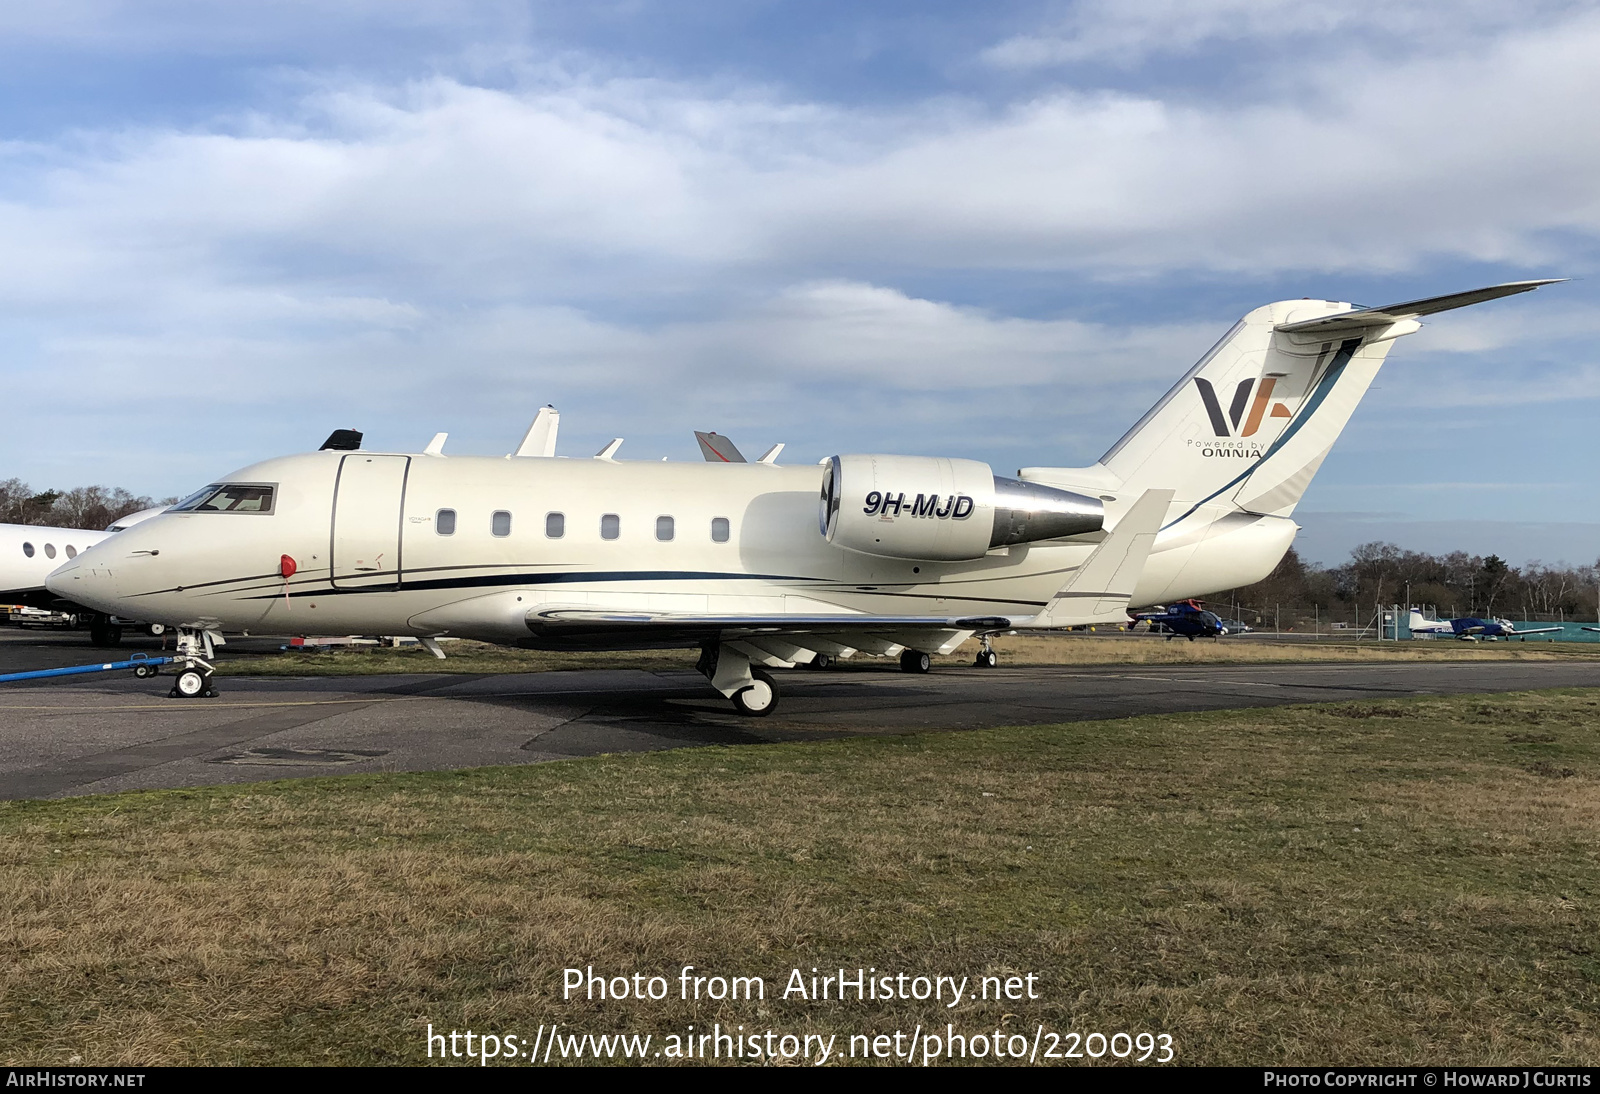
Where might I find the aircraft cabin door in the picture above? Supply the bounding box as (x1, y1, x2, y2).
(331, 454, 410, 589)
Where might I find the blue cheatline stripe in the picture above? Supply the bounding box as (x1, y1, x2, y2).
(238, 569, 817, 600)
(1161, 337, 1361, 531)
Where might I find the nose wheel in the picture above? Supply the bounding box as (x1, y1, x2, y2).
(165, 627, 221, 699)
(171, 667, 217, 699)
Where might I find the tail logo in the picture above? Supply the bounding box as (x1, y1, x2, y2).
(1195, 377, 1293, 438)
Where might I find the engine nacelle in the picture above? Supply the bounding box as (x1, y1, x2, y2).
(819, 455, 1104, 561)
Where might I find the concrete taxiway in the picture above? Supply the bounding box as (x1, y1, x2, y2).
(0, 627, 1594, 799)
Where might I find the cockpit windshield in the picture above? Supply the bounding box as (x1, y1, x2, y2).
(170, 483, 277, 514)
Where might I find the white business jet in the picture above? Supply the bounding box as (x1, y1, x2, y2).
(2, 507, 166, 642)
(1, 525, 107, 603)
(48, 281, 1560, 711)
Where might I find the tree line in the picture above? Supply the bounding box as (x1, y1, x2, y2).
(1217, 543, 1600, 624)
(0, 479, 176, 531)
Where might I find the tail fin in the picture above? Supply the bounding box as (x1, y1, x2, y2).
(1023, 281, 1560, 518)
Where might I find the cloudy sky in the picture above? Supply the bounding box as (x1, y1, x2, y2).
(1, 1, 1596, 564)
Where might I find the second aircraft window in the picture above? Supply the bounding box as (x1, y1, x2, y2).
(492, 511, 512, 537)
(601, 514, 620, 540)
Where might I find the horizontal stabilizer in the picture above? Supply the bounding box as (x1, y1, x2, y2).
(696, 431, 747, 463)
(1276, 280, 1564, 336)
(1030, 489, 1172, 628)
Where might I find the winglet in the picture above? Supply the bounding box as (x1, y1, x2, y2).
(513, 406, 560, 457)
(696, 431, 747, 463)
(1030, 489, 1172, 628)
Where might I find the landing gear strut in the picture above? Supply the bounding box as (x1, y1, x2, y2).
(973, 634, 998, 669)
(167, 627, 220, 699)
(698, 642, 779, 716)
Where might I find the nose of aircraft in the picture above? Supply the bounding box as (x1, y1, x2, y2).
(46, 548, 120, 615)
(46, 522, 164, 616)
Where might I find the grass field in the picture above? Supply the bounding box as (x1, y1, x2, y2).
(2, 688, 1597, 1066)
(210, 631, 1600, 677)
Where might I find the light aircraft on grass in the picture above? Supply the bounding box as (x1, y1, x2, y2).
(1406, 609, 1564, 641)
(47, 281, 1561, 711)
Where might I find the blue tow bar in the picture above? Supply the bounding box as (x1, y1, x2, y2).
(0, 653, 177, 684)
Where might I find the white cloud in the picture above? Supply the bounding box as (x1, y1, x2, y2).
(6, 9, 1600, 305)
(2, 3, 1598, 516)
(981, 0, 1587, 70)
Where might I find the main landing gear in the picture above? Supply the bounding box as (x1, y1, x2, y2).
(88, 613, 123, 648)
(698, 642, 779, 717)
(899, 648, 931, 674)
(973, 634, 998, 669)
(166, 627, 220, 699)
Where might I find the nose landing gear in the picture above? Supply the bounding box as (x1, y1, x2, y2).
(167, 627, 221, 699)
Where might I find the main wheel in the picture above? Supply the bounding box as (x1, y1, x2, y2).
(899, 649, 931, 674)
(974, 649, 998, 669)
(809, 653, 833, 671)
(173, 669, 208, 698)
(731, 668, 779, 716)
(89, 620, 123, 647)
(148, 623, 166, 636)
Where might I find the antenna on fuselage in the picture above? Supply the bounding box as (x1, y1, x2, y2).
(594, 439, 624, 460)
(757, 444, 784, 464)
(513, 406, 560, 457)
(424, 433, 448, 455)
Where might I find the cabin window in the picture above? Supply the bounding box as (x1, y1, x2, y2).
(22, 542, 34, 558)
(436, 509, 457, 535)
(170, 483, 276, 514)
(65, 545, 77, 559)
(656, 515, 674, 541)
(601, 514, 620, 540)
(44, 544, 56, 559)
(546, 512, 564, 538)
(492, 511, 512, 537)
(711, 517, 730, 543)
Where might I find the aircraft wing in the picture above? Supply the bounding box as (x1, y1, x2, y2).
(522, 607, 1006, 663)
(1507, 625, 1564, 636)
